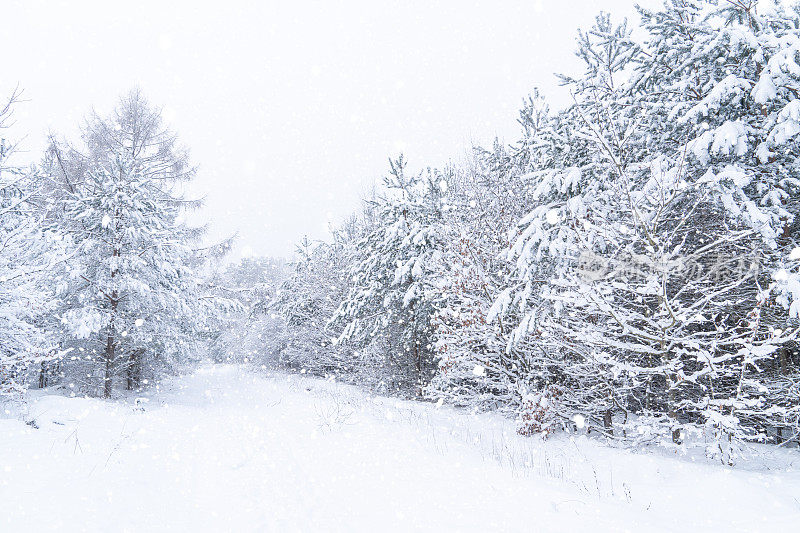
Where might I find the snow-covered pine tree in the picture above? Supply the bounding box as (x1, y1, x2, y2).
(426, 96, 553, 416)
(46, 90, 203, 397)
(484, 13, 644, 437)
(628, 0, 800, 453)
(330, 156, 446, 393)
(0, 90, 63, 398)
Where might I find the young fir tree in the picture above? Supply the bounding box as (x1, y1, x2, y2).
(331, 156, 446, 392)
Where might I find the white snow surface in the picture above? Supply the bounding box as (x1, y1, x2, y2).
(2, 364, 799, 532)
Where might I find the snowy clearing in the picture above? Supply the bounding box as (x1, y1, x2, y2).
(2, 364, 799, 532)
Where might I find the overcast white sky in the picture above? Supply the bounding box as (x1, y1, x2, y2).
(2, 0, 659, 259)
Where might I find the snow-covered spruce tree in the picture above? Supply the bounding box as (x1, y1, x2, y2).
(330, 156, 446, 393)
(0, 91, 64, 399)
(629, 0, 800, 450)
(45, 90, 203, 398)
(483, 14, 644, 437)
(425, 97, 554, 416)
(268, 233, 353, 375)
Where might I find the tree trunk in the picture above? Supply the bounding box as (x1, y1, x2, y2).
(126, 353, 134, 391)
(780, 346, 790, 376)
(668, 379, 681, 444)
(39, 362, 48, 388)
(777, 347, 790, 444)
(104, 331, 114, 398)
(126, 349, 141, 391)
(603, 409, 613, 433)
(104, 239, 120, 399)
(104, 289, 118, 399)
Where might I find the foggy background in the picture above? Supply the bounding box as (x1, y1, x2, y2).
(2, 0, 659, 259)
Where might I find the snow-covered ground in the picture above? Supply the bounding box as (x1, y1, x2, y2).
(2, 365, 798, 532)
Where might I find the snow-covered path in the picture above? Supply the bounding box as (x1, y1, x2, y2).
(2, 365, 798, 532)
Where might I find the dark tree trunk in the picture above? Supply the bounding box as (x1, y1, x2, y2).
(39, 362, 48, 388)
(780, 346, 790, 376)
(603, 409, 613, 432)
(126, 349, 142, 390)
(668, 381, 682, 444)
(104, 331, 114, 399)
(104, 288, 118, 399)
(104, 239, 121, 399)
